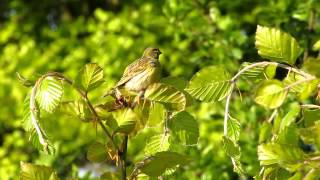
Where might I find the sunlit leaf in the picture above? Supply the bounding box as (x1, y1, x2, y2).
(87, 142, 108, 163)
(303, 109, 320, 127)
(112, 108, 137, 134)
(259, 121, 272, 143)
(147, 103, 165, 127)
(255, 25, 302, 65)
(145, 83, 186, 111)
(161, 77, 194, 106)
(299, 58, 320, 84)
(144, 134, 170, 155)
(20, 162, 59, 180)
(299, 121, 320, 150)
(240, 62, 277, 82)
(75, 63, 104, 92)
(254, 80, 287, 109)
(258, 143, 304, 171)
(139, 151, 190, 177)
(227, 116, 241, 142)
(282, 72, 317, 98)
(60, 100, 92, 122)
(24, 92, 54, 154)
(222, 136, 244, 174)
(299, 79, 318, 100)
(279, 103, 300, 132)
(276, 125, 299, 145)
(313, 40, 320, 51)
(22, 95, 33, 131)
(36, 77, 63, 113)
(168, 111, 199, 146)
(222, 136, 240, 158)
(186, 66, 232, 102)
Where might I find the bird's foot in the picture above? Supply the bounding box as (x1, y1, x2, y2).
(132, 90, 145, 108)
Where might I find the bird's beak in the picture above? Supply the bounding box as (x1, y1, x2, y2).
(159, 50, 162, 55)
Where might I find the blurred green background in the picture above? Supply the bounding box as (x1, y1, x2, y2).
(0, 0, 319, 179)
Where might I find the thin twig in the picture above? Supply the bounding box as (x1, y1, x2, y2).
(225, 61, 315, 136)
(301, 104, 320, 109)
(231, 61, 313, 82)
(284, 77, 316, 91)
(267, 109, 278, 123)
(224, 83, 235, 136)
(30, 80, 48, 150)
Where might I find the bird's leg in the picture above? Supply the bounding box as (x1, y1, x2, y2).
(133, 90, 145, 107)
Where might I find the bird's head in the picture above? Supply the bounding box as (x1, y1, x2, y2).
(142, 47, 162, 59)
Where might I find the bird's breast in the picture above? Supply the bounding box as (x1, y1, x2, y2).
(125, 66, 161, 92)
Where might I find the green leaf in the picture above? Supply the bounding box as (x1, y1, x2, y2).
(20, 162, 59, 180)
(133, 102, 150, 129)
(87, 142, 108, 163)
(255, 25, 302, 65)
(222, 136, 240, 158)
(299, 79, 318, 100)
(145, 83, 186, 111)
(254, 80, 288, 109)
(303, 109, 320, 127)
(282, 72, 317, 98)
(276, 125, 299, 145)
(112, 108, 137, 134)
(258, 143, 304, 171)
(36, 77, 63, 113)
(279, 103, 300, 132)
(161, 77, 194, 107)
(23, 93, 54, 153)
(22, 95, 33, 131)
(144, 134, 170, 155)
(186, 66, 232, 102)
(147, 103, 165, 127)
(313, 40, 320, 51)
(303, 58, 320, 78)
(168, 111, 199, 146)
(60, 100, 92, 122)
(300, 121, 320, 149)
(240, 62, 277, 82)
(222, 136, 244, 174)
(227, 116, 241, 142)
(139, 151, 189, 177)
(259, 122, 272, 143)
(75, 63, 104, 92)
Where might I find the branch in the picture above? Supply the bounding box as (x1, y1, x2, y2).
(225, 61, 316, 136)
(301, 104, 320, 109)
(224, 83, 235, 136)
(284, 77, 316, 91)
(231, 61, 313, 82)
(119, 135, 128, 180)
(30, 72, 118, 150)
(30, 80, 50, 151)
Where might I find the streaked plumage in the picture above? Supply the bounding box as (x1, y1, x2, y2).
(115, 47, 162, 94)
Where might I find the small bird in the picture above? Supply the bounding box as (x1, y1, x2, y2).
(111, 47, 162, 105)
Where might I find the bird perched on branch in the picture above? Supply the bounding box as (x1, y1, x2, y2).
(107, 47, 162, 106)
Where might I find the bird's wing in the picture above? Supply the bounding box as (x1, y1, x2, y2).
(115, 58, 148, 87)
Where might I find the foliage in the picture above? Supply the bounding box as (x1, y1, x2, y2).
(1, 0, 320, 179)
